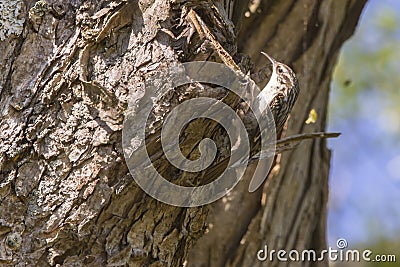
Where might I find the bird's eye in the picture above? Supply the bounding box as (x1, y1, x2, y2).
(277, 67, 283, 73)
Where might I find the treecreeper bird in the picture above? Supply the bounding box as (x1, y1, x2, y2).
(203, 52, 300, 191)
(247, 52, 300, 191)
(255, 52, 299, 137)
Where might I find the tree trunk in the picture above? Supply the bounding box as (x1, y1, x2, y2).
(0, 0, 365, 266)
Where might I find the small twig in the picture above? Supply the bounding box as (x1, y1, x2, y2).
(251, 132, 341, 161)
(276, 132, 341, 146)
(187, 9, 240, 71)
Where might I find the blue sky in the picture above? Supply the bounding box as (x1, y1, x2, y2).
(327, 0, 400, 247)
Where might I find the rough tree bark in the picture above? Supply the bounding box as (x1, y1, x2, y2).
(0, 0, 366, 266)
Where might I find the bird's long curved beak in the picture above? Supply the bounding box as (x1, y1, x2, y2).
(261, 52, 276, 65)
